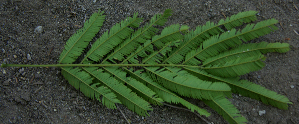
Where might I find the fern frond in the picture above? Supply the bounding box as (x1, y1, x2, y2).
(142, 40, 179, 64)
(145, 67, 231, 100)
(151, 9, 173, 26)
(103, 66, 163, 105)
(259, 42, 290, 53)
(163, 21, 222, 64)
(83, 66, 152, 116)
(184, 68, 292, 110)
(101, 9, 173, 63)
(203, 94, 247, 124)
(202, 42, 290, 66)
(59, 10, 105, 64)
(163, 11, 258, 64)
(218, 10, 257, 30)
(123, 24, 189, 64)
(124, 68, 211, 117)
(61, 67, 120, 109)
(81, 13, 143, 63)
(183, 19, 278, 65)
(239, 18, 278, 42)
(225, 79, 292, 110)
(203, 54, 266, 77)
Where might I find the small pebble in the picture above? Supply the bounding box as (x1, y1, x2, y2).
(290, 85, 294, 88)
(27, 54, 31, 60)
(2, 48, 5, 53)
(252, 109, 258, 116)
(259, 110, 266, 116)
(54, 108, 57, 112)
(13, 55, 17, 58)
(34, 26, 43, 33)
(19, 68, 24, 73)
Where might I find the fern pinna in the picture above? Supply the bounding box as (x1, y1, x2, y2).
(2, 9, 292, 124)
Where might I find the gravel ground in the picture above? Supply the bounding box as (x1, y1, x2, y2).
(1, 0, 298, 123)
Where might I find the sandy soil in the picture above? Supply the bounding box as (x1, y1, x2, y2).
(1, 0, 298, 123)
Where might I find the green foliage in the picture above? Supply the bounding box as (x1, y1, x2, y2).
(59, 10, 105, 64)
(203, 94, 247, 124)
(3, 9, 292, 123)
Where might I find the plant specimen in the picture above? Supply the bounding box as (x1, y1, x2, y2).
(1, 9, 292, 124)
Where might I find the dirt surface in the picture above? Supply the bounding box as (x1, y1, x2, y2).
(0, 0, 298, 123)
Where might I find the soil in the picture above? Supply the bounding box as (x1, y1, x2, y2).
(0, 0, 298, 124)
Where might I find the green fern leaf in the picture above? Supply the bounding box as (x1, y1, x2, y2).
(224, 79, 293, 110)
(83, 66, 152, 116)
(259, 42, 290, 53)
(81, 13, 143, 63)
(59, 10, 105, 64)
(202, 42, 290, 66)
(123, 24, 189, 64)
(103, 65, 163, 105)
(203, 94, 247, 124)
(183, 19, 278, 65)
(61, 67, 120, 109)
(218, 10, 258, 30)
(203, 54, 266, 77)
(146, 67, 231, 100)
(143, 40, 179, 64)
(102, 9, 173, 63)
(125, 68, 211, 117)
(239, 18, 279, 42)
(184, 68, 292, 110)
(163, 11, 258, 64)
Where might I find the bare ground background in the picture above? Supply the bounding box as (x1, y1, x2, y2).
(0, 0, 298, 123)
